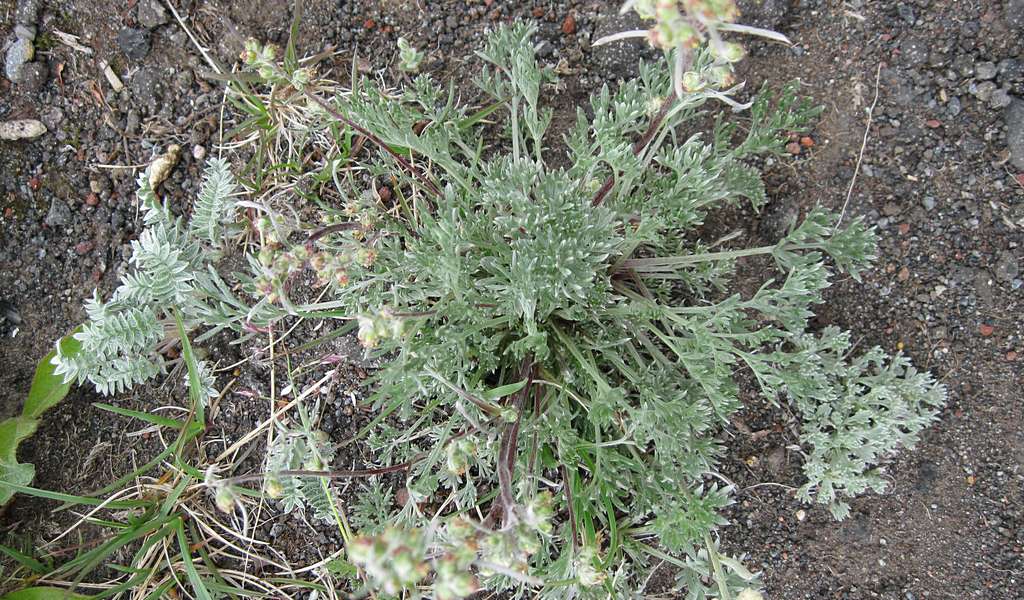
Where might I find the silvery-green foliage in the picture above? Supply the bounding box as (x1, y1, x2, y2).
(396, 37, 423, 73)
(235, 21, 943, 599)
(53, 160, 247, 396)
(189, 157, 238, 248)
(264, 426, 338, 524)
(782, 327, 946, 519)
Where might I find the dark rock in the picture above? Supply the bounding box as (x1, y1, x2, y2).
(16, 61, 47, 91)
(137, 0, 169, 29)
(215, 17, 247, 65)
(117, 28, 151, 61)
(897, 3, 916, 24)
(953, 54, 974, 77)
(39, 106, 64, 130)
(758, 199, 799, 243)
(14, 0, 42, 25)
(948, 96, 962, 116)
(1007, 0, 1024, 29)
(1006, 97, 1024, 170)
(0, 299, 21, 326)
(900, 35, 930, 66)
(129, 67, 163, 113)
(998, 58, 1023, 82)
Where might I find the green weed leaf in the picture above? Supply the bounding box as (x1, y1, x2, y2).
(0, 417, 39, 506)
(481, 379, 528, 403)
(0, 587, 89, 600)
(24, 327, 81, 419)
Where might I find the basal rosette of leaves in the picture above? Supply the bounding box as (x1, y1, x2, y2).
(237, 22, 945, 599)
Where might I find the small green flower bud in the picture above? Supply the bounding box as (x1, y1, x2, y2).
(214, 486, 237, 513)
(681, 71, 705, 92)
(264, 477, 284, 499)
(723, 42, 745, 63)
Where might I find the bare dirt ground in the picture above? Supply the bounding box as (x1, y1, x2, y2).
(1, 0, 1022, 598)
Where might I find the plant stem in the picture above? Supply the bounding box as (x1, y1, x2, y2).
(560, 465, 580, 551)
(300, 89, 442, 197)
(618, 244, 776, 272)
(591, 92, 678, 207)
(511, 98, 522, 163)
(704, 532, 732, 600)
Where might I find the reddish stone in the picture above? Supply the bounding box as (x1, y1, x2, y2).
(561, 13, 576, 34)
(799, 136, 815, 148)
(898, 222, 910, 235)
(979, 324, 994, 337)
(85, 193, 99, 207)
(74, 241, 94, 255)
(785, 141, 801, 155)
(925, 119, 942, 128)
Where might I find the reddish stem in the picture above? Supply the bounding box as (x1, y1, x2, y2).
(590, 92, 678, 207)
(301, 89, 442, 197)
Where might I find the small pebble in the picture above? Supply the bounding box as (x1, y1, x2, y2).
(975, 61, 997, 80)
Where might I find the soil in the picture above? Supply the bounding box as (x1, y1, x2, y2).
(1, 0, 1022, 598)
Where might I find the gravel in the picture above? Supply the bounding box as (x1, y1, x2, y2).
(4, 38, 35, 81)
(44, 198, 71, 228)
(116, 27, 151, 61)
(1006, 97, 1024, 169)
(995, 250, 1020, 282)
(1, 1, 1022, 598)
(975, 61, 998, 80)
(136, 0, 169, 29)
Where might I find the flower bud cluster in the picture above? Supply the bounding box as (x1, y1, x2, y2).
(251, 211, 379, 305)
(433, 553, 478, 600)
(476, 492, 554, 577)
(574, 544, 607, 587)
(349, 528, 430, 595)
(445, 436, 478, 476)
(629, 0, 745, 88)
(357, 308, 405, 348)
(241, 39, 314, 90)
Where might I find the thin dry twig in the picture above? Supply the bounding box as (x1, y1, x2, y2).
(837, 62, 882, 229)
